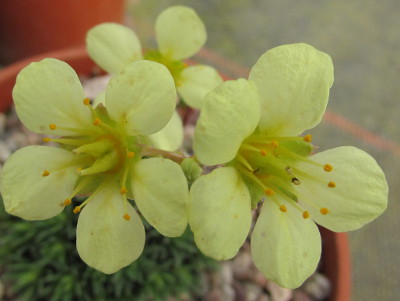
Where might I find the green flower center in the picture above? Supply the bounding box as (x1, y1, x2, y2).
(42, 98, 140, 220)
(234, 132, 334, 216)
(143, 49, 187, 86)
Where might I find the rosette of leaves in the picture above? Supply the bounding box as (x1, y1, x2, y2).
(0, 197, 216, 301)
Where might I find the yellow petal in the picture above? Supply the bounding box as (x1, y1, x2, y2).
(155, 6, 206, 60)
(249, 43, 334, 136)
(105, 60, 177, 135)
(13, 58, 93, 136)
(252, 197, 321, 288)
(177, 65, 223, 109)
(132, 158, 189, 237)
(189, 167, 252, 260)
(76, 181, 145, 274)
(194, 79, 260, 165)
(295, 146, 388, 231)
(0, 146, 78, 220)
(147, 111, 183, 151)
(86, 23, 143, 74)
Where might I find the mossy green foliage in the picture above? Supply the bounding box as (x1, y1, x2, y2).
(0, 198, 216, 301)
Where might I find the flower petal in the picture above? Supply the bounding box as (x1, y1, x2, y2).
(12, 58, 92, 136)
(105, 60, 177, 135)
(0, 146, 78, 220)
(188, 167, 252, 260)
(147, 111, 183, 151)
(193, 79, 260, 165)
(155, 6, 206, 60)
(86, 23, 143, 74)
(251, 197, 321, 289)
(132, 158, 189, 237)
(249, 43, 334, 136)
(177, 65, 223, 109)
(76, 181, 145, 274)
(294, 146, 388, 232)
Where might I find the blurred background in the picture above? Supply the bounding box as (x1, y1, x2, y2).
(127, 0, 400, 300)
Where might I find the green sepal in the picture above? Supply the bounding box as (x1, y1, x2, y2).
(180, 158, 203, 186)
(279, 140, 313, 157)
(241, 175, 265, 209)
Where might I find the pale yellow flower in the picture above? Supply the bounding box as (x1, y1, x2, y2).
(0, 58, 189, 274)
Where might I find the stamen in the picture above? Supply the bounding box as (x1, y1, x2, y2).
(73, 139, 114, 157)
(328, 181, 336, 188)
(64, 198, 72, 206)
(279, 205, 287, 212)
(123, 213, 131, 221)
(42, 170, 50, 177)
(73, 206, 81, 214)
(260, 149, 268, 156)
(127, 151, 135, 158)
(303, 134, 312, 142)
(264, 188, 274, 196)
(320, 208, 329, 215)
(44, 137, 92, 147)
(49, 124, 57, 130)
(237, 154, 254, 172)
(120, 187, 127, 194)
(83, 97, 91, 106)
(79, 151, 118, 176)
(324, 164, 333, 172)
(93, 118, 102, 126)
(303, 211, 310, 219)
(270, 141, 279, 149)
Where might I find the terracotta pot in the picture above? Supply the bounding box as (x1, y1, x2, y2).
(0, 0, 125, 65)
(0, 47, 351, 301)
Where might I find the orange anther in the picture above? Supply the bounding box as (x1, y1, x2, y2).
(64, 199, 72, 206)
(324, 164, 333, 172)
(279, 205, 287, 212)
(303, 211, 310, 219)
(42, 137, 51, 142)
(120, 187, 127, 194)
(123, 213, 131, 221)
(83, 98, 91, 105)
(127, 151, 135, 158)
(42, 170, 50, 177)
(328, 181, 336, 188)
(303, 134, 312, 143)
(93, 118, 101, 126)
(73, 206, 81, 214)
(264, 189, 274, 196)
(260, 149, 268, 156)
(320, 208, 329, 215)
(49, 124, 56, 130)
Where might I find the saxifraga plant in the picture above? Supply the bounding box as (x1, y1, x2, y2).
(0, 197, 216, 301)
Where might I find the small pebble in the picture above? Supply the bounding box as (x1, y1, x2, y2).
(267, 281, 293, 301)
(257, 293, 271, 301)
(232, 250, 253, 280)
(292, 290, 313, 301)
(253, 271, 269, 288)
(301, 272, 331, 300)
(0, 141, 11, 163)
(244, 282, 262, 301)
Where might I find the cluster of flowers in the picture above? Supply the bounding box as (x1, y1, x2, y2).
(0, 6, 388, 288)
